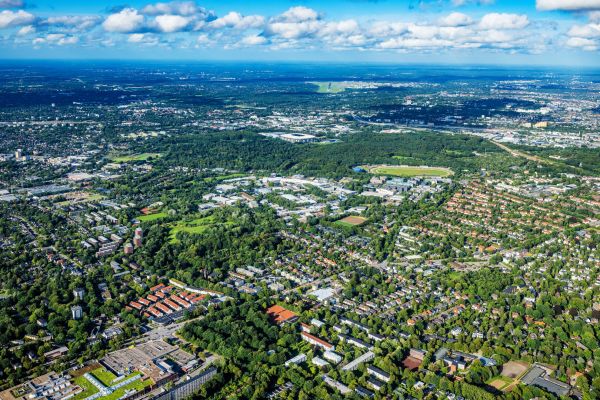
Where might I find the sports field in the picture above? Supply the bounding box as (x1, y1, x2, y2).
(109, 153, 162, 163)
(364, 164, 453, 177)
(336, 215, 368, 227)
(486, 376, 513, 391)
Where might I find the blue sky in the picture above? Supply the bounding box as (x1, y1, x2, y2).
(0, 0, 599, 65)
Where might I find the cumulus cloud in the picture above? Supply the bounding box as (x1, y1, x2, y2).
(439, 12, 473, 27)
(209, 12, 264, 30)
(128, 32, 159, 45)
(0, 9, 34, 28)
(479, 13, 529, 30)
(1, 2, 596, 56)
(240, 34, 267, 46)
(566, 36, 598, 50)
(45, 15, 101, 31)
(537, 0, 600, 11)
(278, 6, 319, 23)
(568, 22, 600, 37)
(33, 33, 78, 46)
(265, 7, 322, 39)
(103, 8, 145, 33)
(154, 14, 190, 32)
(141, 1, 203, 16)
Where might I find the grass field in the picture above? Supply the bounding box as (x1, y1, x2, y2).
(364, 164, 453, 177)
(99, 374, 151, 400)
(203, 173, 247, 183)
(72, 370, 151, 400)
(110, 153, 162, 163)
(169, 215, 217, 243)
(91, 368, 117, 386)
(72, 375, 99, 400)
(486, 375, 513, 391)
(137, 212, 168, 222)
(336, 215, 368, 227)
(311, 82, 346, 93)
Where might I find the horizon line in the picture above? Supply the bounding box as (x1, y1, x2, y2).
(0, 58, 599, 70)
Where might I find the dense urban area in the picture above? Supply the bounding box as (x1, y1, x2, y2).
(0, 62, 599, 400)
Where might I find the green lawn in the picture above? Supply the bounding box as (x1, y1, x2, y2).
(169, 215, 217, 243)
(72, 375, 99, 400)
(203, 173, 247, 183)
(98, 373, 151, 400)
(72, 371, 152, 400)
(366, 165, 453, 177)
(485, 375, 514, 391)
(91, 368, 117, 386)
(137, 212, 168, 222)
(110, 153, 162, 163)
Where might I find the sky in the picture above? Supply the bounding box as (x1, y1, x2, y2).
(0, 0, 599, 66)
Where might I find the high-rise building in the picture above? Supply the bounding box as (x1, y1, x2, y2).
(73, 288, 85, 300)
(71, 305, 83, 320)
(124, 242, 134, 254)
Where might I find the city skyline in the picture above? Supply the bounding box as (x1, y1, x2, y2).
(0, 0, 599, 65)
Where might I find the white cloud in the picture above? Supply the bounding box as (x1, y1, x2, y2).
(128, 32, 159, 45)
(566, 36, 598, 50)
(439, 12, 473, 27)
(102, 8, 144, 33)
(45, 15, 100, 31)
(154, 14, 190, 32)
(265, 19, 321, 39)
(33, 33, 78, 46)
(452, 0, 495, 6)
(279, 6, 319, 23)
(568, 23, 600, 37)
(479, 13, 529, 30)
(0, 9, 34, 29)
(16, 24, 33, 35)
(240, 34, 267, 46)
(142, 1, 202, 16)
(537, 0, 600, 11)
(209, 12, 264, 30)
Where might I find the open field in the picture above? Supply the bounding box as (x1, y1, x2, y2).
(364, 164, 453, 177)
(137, 212, 168, 222)
(203, 173, 247, 183)
(72, 375, 99, 400)
(169, 215, 218, 243)
(310, 82, 346, 94)
(91, 368, 117, 386)
(487, 375, 513, 391)
(501, 360, 530, 379)
(109, 153, 162, 163)
(336, 215, 368, 227)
